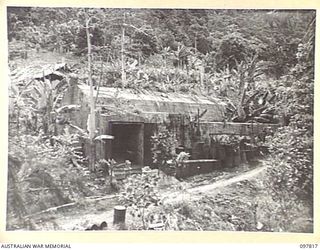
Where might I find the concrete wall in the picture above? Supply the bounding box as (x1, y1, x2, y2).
(176, 159, 221, 178)
(199, 122, 279, 136)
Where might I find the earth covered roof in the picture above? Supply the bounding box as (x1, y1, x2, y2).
(77, 85, 226, 122)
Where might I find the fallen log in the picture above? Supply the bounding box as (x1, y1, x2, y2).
(251, 105, 267, 117)
(23, 194, 119, 219)
(23, 202, 77, 219)
(71, 157, 83, 169)
(253, 117, 271, 123)
(259, 113, 273, 119)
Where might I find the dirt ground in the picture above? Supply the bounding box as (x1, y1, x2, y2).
(15, 161, 265, 231)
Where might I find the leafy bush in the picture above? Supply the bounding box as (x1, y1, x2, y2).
(119, 169, 163, 229)
(256, 185, 313, 232)
(151, 126, 177, 169)
(266, 126, 313, 201)
(215, 32, 255, 70)
(265, 37, 313, 204)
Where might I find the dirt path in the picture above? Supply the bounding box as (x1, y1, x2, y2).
(188, 164, 266, 193)
(162, 163, 267, 204)
(54, 207, 115, 230)
(37, 196, 121, 231)
(39, 163, 268, 230)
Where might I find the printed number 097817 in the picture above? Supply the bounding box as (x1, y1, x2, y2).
(300, 244, 318, 248)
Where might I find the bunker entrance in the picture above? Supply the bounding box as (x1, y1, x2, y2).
(111, 122, 144, 166)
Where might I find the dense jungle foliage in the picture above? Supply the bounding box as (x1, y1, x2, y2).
(8, 8, 315, 77)
(6, 7, 315, 232)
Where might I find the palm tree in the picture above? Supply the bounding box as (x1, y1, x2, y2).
(24, 77, 68, 135)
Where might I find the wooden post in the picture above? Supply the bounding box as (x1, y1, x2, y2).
(113, 205, 126, 225)
(234, 147, 241, 166)
(225, 145, 234, 168)
(239, 137, 248, 164)
(218, 145, 226, 167)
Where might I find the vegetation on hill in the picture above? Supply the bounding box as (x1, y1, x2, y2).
(6, 7, 315, 232)
(8, 8, 315, 121)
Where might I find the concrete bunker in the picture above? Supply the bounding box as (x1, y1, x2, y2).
(60, 81, 279, 178)
(111, 122, 144, 166)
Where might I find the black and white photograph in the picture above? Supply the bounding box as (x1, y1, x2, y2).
(6, 7, 315, 233)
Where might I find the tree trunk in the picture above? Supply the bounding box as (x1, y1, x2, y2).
(237, 82, 247, 121)
(200, 65, 204, 90)
(121, 13, 126, 89)
(16, 108, 20, 134)
(86, 17, 96, 172)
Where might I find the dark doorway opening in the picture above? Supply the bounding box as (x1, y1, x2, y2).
(111, 122, 144, 165)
